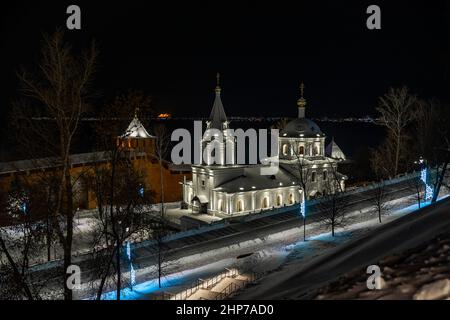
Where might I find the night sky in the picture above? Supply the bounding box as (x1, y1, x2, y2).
(1, 1, 450, 124)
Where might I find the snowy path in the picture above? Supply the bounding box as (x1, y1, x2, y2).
(236, 196, 450, 300)
(93, 193, 446, 300)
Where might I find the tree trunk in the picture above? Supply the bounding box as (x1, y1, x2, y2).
(0, 236, 34, 300)
(96, 247, 116, 300)
(158, 239, 162, 288)
(63, 171, 74, 301)
(394, 134, 401, 176)
(159, 158, 165, 219)
(303, 217, 306, 241)
(116, 239, 121, 300)
(432, 161, 449, 203)
(46, 215, 51, 262)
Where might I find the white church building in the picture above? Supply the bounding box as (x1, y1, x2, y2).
(182, 78, 347, 217)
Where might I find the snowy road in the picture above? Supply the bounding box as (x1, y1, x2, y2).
(13, 177, 448, 299)
(236, 196, 450, 299)
(95, 193, 446, 300)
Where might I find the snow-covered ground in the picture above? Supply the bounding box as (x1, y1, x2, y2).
(236, 195, 450, 300)
(91, 191, 449, 300)
(4, 184, 449, 300)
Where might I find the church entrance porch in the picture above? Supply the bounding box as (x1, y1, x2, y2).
(191, 196, 208, 214)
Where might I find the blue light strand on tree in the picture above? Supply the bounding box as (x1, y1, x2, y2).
(420, 167, 434, 202)
(126, 242, 136, 288)
(138, 186, 145, 198)
(300, 201, 306, 218)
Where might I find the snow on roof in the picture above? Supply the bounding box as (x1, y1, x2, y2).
(213, 165, 299, 193)
(0, 151, 148, 175)
(326, 139, 346, 161)
(121, 116, 154, 139)
(208, 87, 228, 130)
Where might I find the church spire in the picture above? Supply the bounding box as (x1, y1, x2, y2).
(209, 73, 228, 130)
(297, 82, 307, 118)
(215, 72, 221, 93)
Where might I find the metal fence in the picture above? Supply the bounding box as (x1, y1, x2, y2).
(156, 268, 239, 300)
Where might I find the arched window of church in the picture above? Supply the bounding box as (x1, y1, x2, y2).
(314, 145, 320, 156)
(262, 197, 269, 209)
(236, 200, 244, 212)
(276, 194, 283, 206)
(282, 144, 289, 156)
(323, 170, 328, 181)
(311, 172, 316, 182)
(298, 145, 305, 156)
(289, 193, 294, 204)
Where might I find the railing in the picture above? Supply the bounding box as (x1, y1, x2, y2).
(214, 272, 264, 300)
(156, 268, 239, 300)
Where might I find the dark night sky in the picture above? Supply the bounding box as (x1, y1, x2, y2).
(1, 0, 450, 126)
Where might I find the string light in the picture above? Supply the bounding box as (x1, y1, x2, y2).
(126, 242, 136, 287)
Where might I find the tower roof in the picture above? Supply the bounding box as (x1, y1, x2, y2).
(121, 110, 153, 139)
(208, 73, 228, 130)
(297, 82, 307, 108)
(297, 82, 308, 119)
(326, 138, 346, 161)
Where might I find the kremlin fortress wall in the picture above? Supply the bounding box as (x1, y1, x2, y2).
(0, 116, 191, 226)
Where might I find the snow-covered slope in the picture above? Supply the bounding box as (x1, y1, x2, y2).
(236, 197, 450, 300)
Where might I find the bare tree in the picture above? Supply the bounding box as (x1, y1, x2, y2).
(82, 90, 156, 300)
(318, 162, 348, 237)
(150, 215, 172, 289)
(271, 118, 289, 130)
(375, 87, 416, 177)
(153, 124, 170, 219)
(291, 148, 311, 241)
(87, 151, 154, 300)
(0, 179, 48, 300)
(371, 181, 390, 223)
(12, 30, 97, 300)
(370, 133, 397, 179)
(412, 99, 450, 203)
(408, 175, 424, 209)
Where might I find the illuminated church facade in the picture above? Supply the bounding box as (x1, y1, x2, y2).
(182, 78, 347, 216)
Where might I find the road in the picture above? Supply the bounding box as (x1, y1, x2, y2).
(27, 175, 422, 298)
(236, 196, 450, 300)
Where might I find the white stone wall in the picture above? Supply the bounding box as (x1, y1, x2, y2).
(210, 186, 302, 215)
(279, 137, 326, 159)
